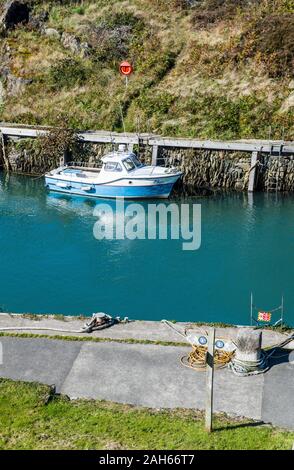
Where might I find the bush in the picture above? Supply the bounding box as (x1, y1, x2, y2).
(87, 12, 145, 63)
(234, 14, 294, 78)
(135, 91, 175, 119)
(49, 58, 89, 89)
(136, 48, 178, 82)
(191, 0, 259, 28)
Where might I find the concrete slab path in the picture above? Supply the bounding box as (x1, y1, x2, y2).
(0, 336, 293, 430)
(0, 314, 293, 348)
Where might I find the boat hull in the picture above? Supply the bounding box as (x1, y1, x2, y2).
(45, 176, 178, 199)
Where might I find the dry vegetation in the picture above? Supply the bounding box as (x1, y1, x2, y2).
(0, 0, 293, 139)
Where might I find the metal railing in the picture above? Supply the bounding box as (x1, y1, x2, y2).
(66, 161, 102, 170)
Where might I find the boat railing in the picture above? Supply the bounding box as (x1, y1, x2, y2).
(67, 161, 102, 169)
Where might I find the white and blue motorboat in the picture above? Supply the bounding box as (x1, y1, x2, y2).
(45, 145, 182, 199)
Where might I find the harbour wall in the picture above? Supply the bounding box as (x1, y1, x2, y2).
(1, 139, 294, 193)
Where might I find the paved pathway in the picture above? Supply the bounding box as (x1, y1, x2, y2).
(1, 336, 293, 430)
(1, 313, 293, 348)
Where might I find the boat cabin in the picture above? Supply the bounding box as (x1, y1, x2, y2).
(101, 145, 144, 175)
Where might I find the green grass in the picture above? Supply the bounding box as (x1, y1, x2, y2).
(0, 378, 293, 449)
(0, 331, 188, 347)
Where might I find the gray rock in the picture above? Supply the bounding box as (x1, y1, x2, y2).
(28, 11, 49, 32)
(61, 32, 90, 57)
(0, 1, 30, 32)
(6, 73, 32, 96)
(44, 27, 60, 40)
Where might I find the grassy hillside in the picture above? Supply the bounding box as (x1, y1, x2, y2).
(0, 0, 293, 140)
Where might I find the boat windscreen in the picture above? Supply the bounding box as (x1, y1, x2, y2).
(123, 158, 136, 171)
(104, 162, 122, 172)
(132, 156, 143, 167)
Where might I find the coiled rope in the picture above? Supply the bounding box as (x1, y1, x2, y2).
(181, 344, 234, 371)
(228, 351, 269, 376)
(162, 320, 294, 376)
(162, 320, 235, 371)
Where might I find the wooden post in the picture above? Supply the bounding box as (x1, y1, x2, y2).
(151, 145, 158, 166)
(248, 151, 259, 192)
(60, 147, 70, 166)
(205, 328, 215, 433)
(0, 132, 10, 172)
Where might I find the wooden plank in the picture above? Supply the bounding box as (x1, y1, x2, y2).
(0, 124, 294, 155)
(77, 133, 140, 145)
(205, 328, 215, 433)
(0, 126, 48, 138)
(148, 138, 294, 155)
(149, 137, 260, 152)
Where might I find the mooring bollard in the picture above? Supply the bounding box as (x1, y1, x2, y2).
(235, 328, 262, 363)
(228, 328, 266, 376)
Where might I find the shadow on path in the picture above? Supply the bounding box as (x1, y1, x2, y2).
(267, 348, 291, 368)
(214, 420, 265, 432)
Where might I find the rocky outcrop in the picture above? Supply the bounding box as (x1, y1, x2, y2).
(44, 28, 60, 40)
(0, 34, 32, 97)
(0, 1, 30, 33)
(27, 10, 48, 32)
(5, 73, 32, 96)
(61, 32, 90, 57)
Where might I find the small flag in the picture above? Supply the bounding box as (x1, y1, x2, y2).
(258, 311, 272, 322)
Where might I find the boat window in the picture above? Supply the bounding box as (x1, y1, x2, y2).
(123, 158, 136, 171)
(132, 156, 143, 168)
(104, 162, 122, 172)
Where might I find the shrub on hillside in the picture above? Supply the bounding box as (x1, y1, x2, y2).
(233, 14, 294, 78)
(48, 58, 89, 89)
(191, 0, 260, 28)
(147, 0, 196, 10)
(86, 12, 145, 63)
(135, 91, 175, 118)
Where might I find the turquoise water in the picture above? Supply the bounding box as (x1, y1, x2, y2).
(0, 171, 293, 325)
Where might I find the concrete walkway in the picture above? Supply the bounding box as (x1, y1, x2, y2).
(0, 335, 293, 430)
(0, 313, 293, 348)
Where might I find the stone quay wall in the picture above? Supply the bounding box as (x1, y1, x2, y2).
(1, 139, 294, 193)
